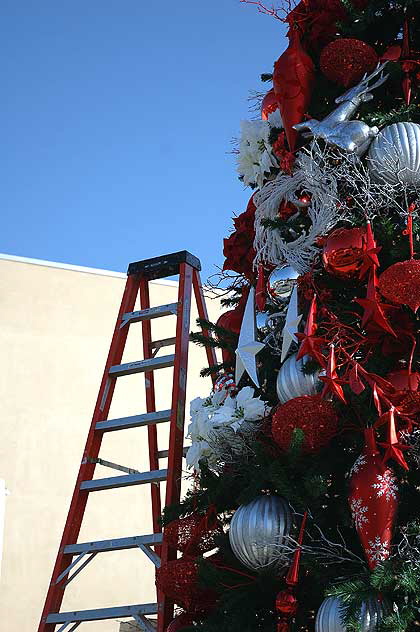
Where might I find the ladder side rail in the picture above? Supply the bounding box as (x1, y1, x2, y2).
(192, 270, 218, 386)
(158, 262, 194, 632)
(38, 274, 139, 632)
(139, 278, 163, 545)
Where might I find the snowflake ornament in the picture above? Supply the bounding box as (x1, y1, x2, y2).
(372, 470, 398, 502)
(350, 498, 369, 531)
(349, 454, 367, 477)
(367, 536, 390, 564)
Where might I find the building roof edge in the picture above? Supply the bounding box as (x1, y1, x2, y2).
(0, 253, 179, 286)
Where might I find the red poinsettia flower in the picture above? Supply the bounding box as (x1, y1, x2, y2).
(223, 195, 257, 281)
(272, 132, 295, 175)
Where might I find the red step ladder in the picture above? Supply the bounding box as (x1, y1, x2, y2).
(38, 251, 217, 632)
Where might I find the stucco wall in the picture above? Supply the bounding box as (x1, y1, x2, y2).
(0, 256, 222, 632)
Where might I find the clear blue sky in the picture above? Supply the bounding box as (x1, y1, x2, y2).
(2, 1, 287, 281)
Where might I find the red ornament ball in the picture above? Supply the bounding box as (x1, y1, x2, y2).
(320, 38, 378, 88)
(156, 557, 215, 613)
(272, 395, 338, 453)
(261, 88, 279, 121)
(387, 369, 420, 393)
(322, 227, 367, 279)
(378, 259, 420, 312)
(387, 369, 420, 417)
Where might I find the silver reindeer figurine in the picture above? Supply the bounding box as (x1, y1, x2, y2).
(293, 62, 389, 156)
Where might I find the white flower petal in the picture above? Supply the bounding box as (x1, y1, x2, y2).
(268, 109, 283, 128)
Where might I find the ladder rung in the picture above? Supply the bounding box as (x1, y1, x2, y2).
(158, 446, 188, 459)
(80, 469, 167, 492)
(109, 355, 175, 377)
(96, 410, 171, 432)
(46, 603, 158, 624)
(64, 533, 163, 555)
(120, 303, 178, 328)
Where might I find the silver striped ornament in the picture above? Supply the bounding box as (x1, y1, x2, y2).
(276, 353, 323, 404)
(229, 495, 292, 572)
(368, 122, 420, 186)
(315, 596, 390, 631)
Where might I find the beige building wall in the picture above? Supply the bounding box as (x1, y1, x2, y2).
(0, 254, 222, 632)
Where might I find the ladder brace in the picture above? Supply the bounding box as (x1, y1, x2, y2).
(57, 623, 81, 632)
(55, 551, 98, 587)
(86, 456, 140, 475)
(138, 544, 161, 568)
(133, 613, 157, 632)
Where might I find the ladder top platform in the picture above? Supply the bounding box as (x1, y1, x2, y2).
(127, 251, 201, 280)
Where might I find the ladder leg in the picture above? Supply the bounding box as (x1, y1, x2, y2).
(158, 262, 194, 632)
(38, 274, 140, 632)
(192, 270, 217, 385)
(139, 278, 162, 547)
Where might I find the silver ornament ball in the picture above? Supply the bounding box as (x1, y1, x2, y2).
(267, 265, 299, 305)
(276, 353, 323, 404)
(229, 495, 292, 572)
(256, 311, 272, 336)
(315, 596, 390, 632)
(368, 121, 420, 186)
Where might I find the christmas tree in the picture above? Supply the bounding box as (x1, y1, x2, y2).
(156, 2, 420, 631)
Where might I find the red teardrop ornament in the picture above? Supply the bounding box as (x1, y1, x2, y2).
(273, 29, 315, 152)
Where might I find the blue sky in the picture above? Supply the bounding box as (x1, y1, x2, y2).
(2, 1, 287, 281)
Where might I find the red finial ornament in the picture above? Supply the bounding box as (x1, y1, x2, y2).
(275, 512, 307, 632)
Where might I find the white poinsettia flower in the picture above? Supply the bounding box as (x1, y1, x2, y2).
(190, 396, 207, 416)
(188, 409, 215, 441)
(222, 394, 236, 410)
(211, 408, 235, 428)
(236, 386, 267, 421)
(186, 387, 269, 471)
(186, 440, 212, 470)
(267, 109, 283, 128)
(260, 148, 278, 174)
(237, 119, 278, 188)
(211, 389, 228, 407)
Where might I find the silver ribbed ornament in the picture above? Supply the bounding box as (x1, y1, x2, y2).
(368, 122, 420, 185)
(315, 596, 390, 632)
(267, 265, 299, 305)
(276, 353, 323, 404)
(229, 495, 292, 572)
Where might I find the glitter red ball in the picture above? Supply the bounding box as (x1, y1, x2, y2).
(271, 395, 339, 453)
(156, 557, 216, 613)
(378, 259, 420, 312)
(322, 227, 367, 279)
(164, 512, 221, 555)
(320, 38, 378, 88)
